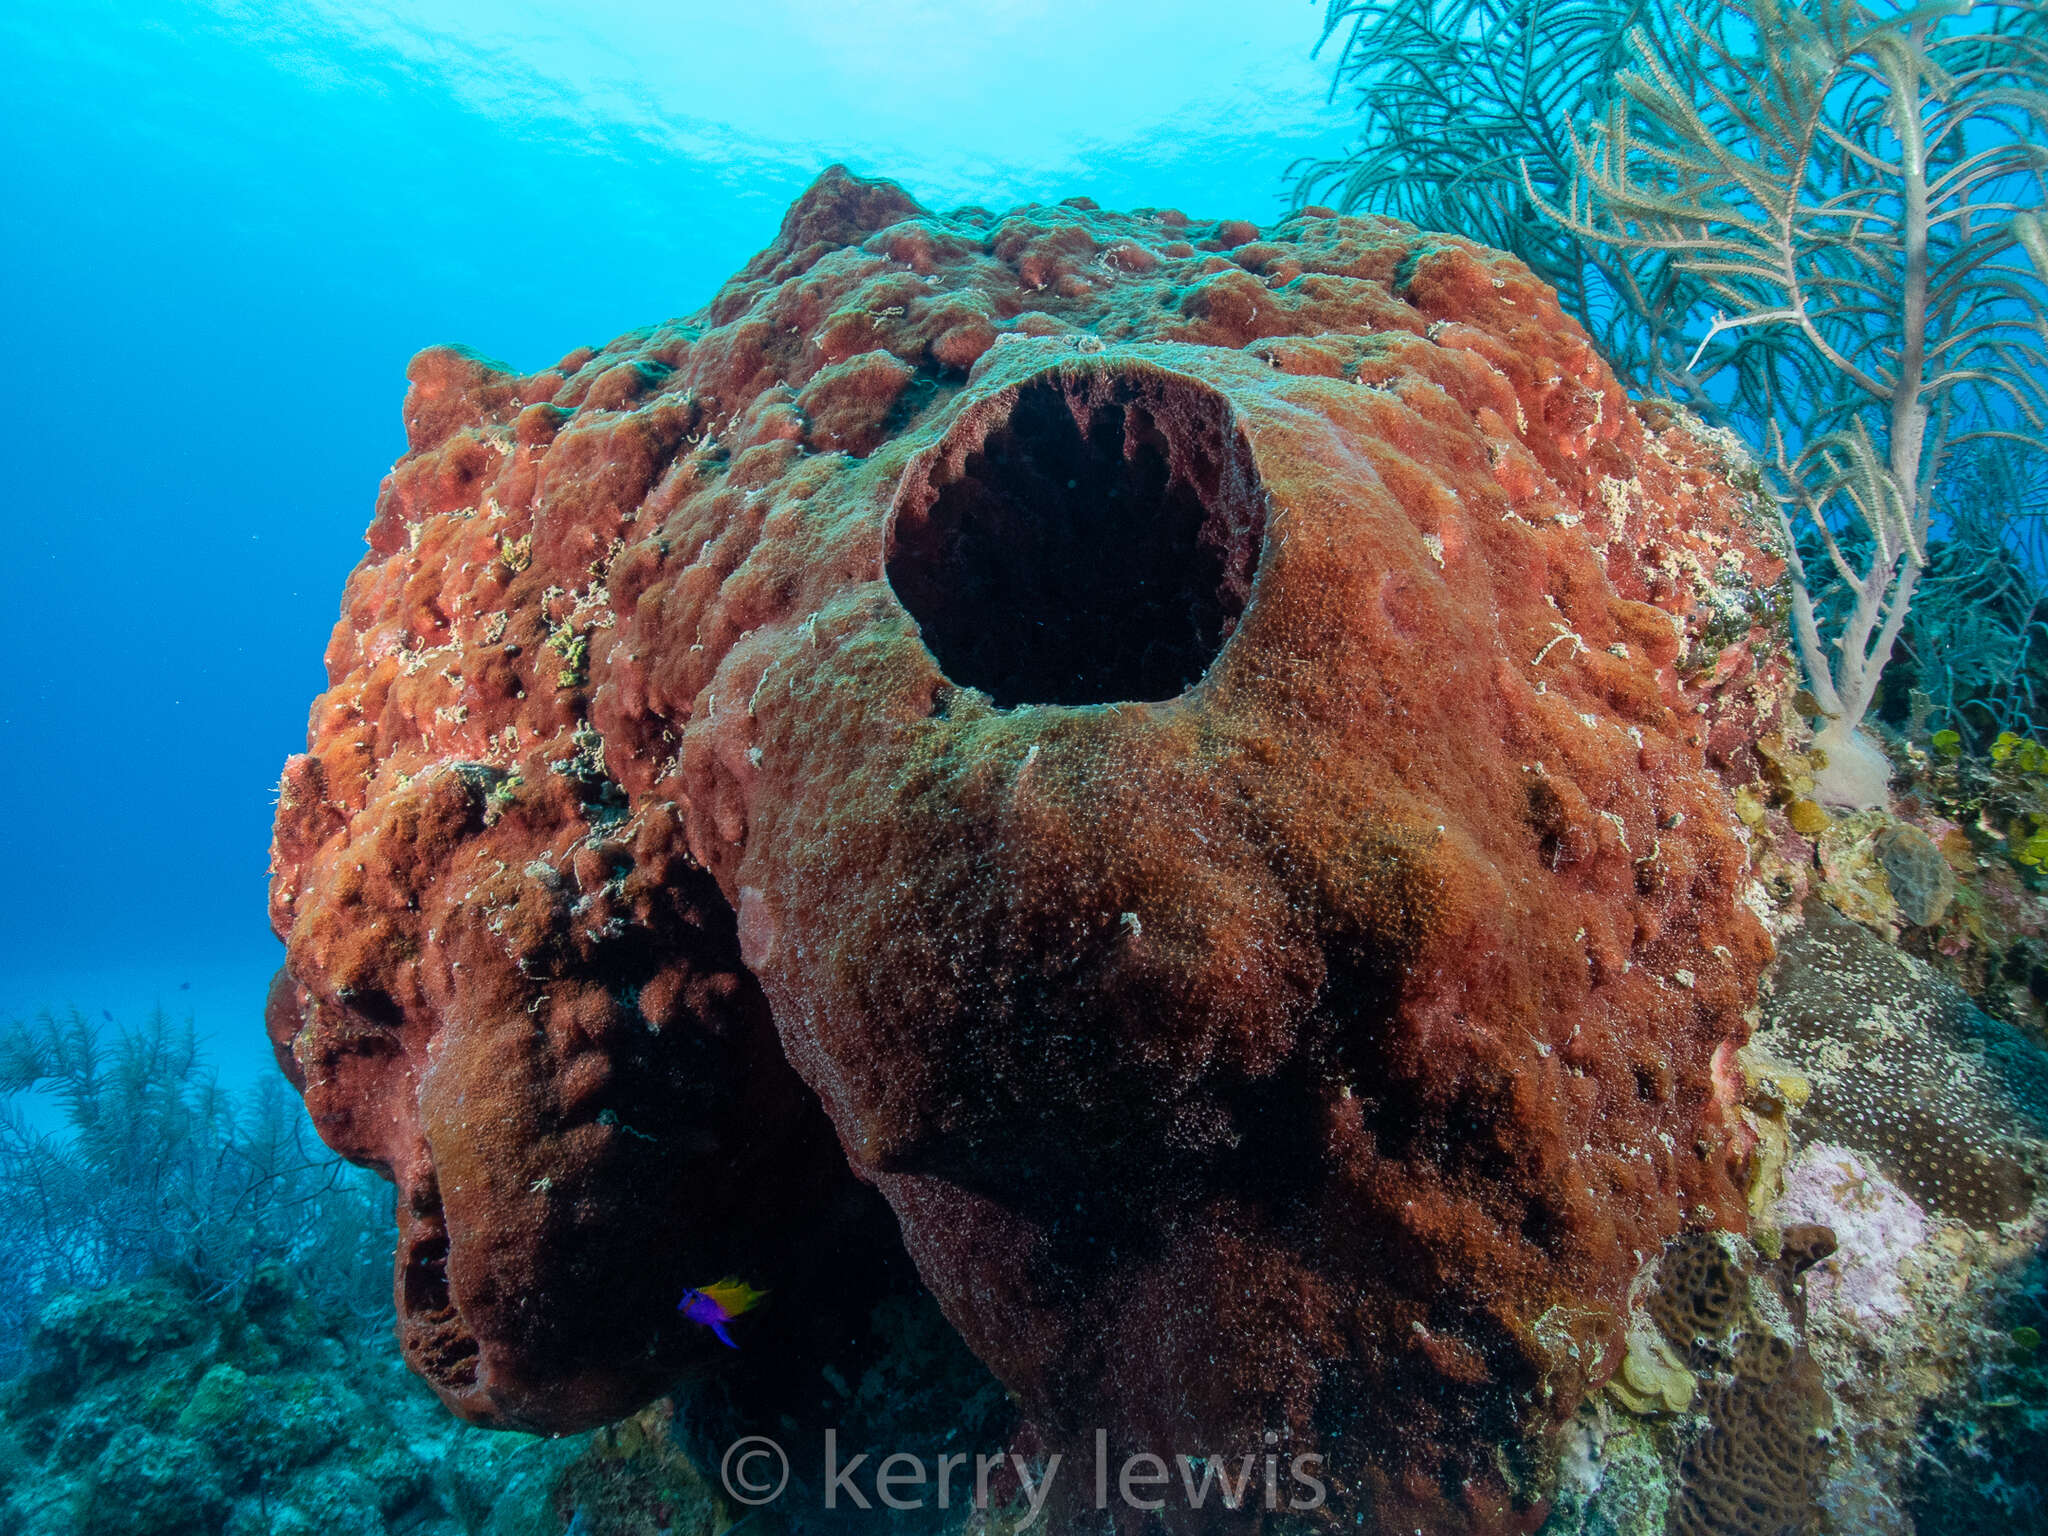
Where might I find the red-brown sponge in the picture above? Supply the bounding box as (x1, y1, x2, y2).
(269, 165, 1792, 1531)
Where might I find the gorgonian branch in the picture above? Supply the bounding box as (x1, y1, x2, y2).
(1310, 0, 2047, 788)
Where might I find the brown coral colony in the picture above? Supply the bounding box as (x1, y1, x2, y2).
(267, 167, 1794, 1532)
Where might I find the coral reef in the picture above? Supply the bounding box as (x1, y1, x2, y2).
(1541, 1228, 1836, 1536)
(1874, 823, 1953, 928)
(1751, 904, 2048, 1535)
(1907, 1240, 2048, 1534)
(1542, 808, 2048, 1536)
(1657, 1236, 1833, 1536)
(269, 166, 1799, 1530)
(0, 1271, 532, 1536)
(0, 1260, 1010, 1536)
(1880, 727, 2048, 1034)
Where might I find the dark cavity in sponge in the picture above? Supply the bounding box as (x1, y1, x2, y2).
(887, 364, 1265, 708)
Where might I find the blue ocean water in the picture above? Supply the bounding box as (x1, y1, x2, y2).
(0, 0, 1346, 1081)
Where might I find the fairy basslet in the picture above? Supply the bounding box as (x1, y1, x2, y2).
(678, 1277, 766, 1348)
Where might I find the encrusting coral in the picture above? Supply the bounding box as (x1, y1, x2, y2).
(1624, 1232, 1835, 1536)
(1759, 900, 2043, 1227)
(269, 166, 1800, 1532)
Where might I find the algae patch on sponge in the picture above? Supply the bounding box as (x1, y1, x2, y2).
(268, 166, 1796, 1534)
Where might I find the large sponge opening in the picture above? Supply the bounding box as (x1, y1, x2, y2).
(886, 363, 1265, 707)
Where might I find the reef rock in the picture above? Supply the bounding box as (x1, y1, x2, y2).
(269, 167, 1794, 1531)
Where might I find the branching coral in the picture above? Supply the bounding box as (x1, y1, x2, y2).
(1296, 0, 1718, 400)
(1536, 0, 2048, 806)
(1305, 0, 2048, 806)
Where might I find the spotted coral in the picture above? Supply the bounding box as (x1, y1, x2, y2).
(1757, 900, 2045, 1226)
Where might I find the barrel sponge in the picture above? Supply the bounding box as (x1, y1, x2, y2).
(268, 166, 1798, 1531)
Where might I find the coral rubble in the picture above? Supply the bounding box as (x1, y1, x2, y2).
(269, 167, 1800, 1530)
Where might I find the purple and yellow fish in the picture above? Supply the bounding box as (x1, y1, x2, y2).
(678, 1277, 767, 1349)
